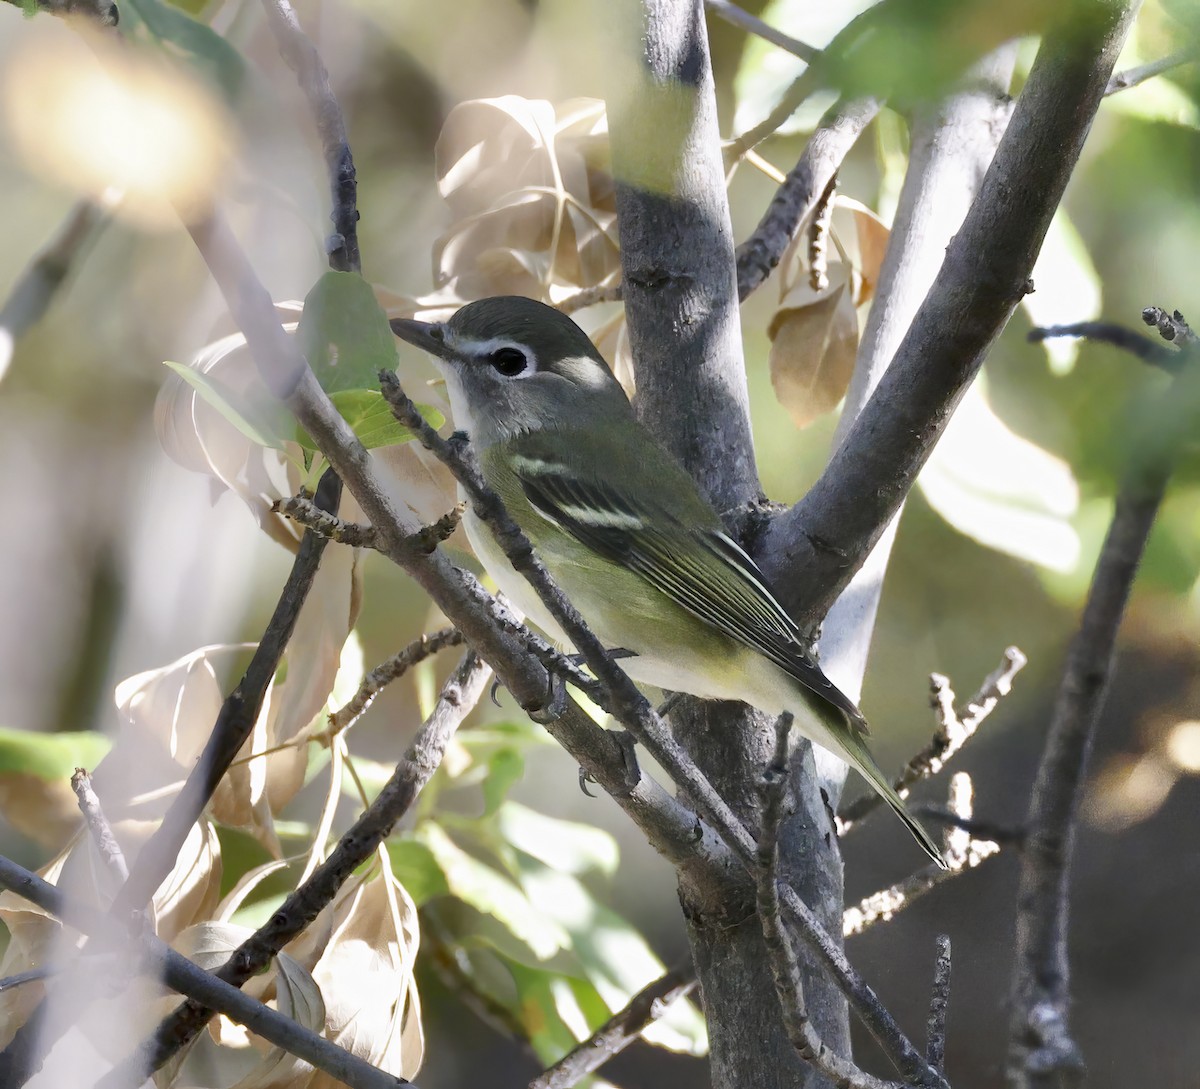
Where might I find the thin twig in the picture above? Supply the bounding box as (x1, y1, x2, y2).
(735, 96, 881, 300)
(100, 651, 490, 1088)
(0, 855, 410, 1089)
(258, 0, 360, 272)
(70, 768, 129, 884)
(703, 0, 818, 62)
(1105, 47, 1198, 95)
(757, 716, 918, 1089)
(1142, 304, 1199, 347)
(273, 493, 379, 546)
(0, 200, 104, 383)
(926, 935, 952, 1075)
(528, 963, 698, 1089)
(556, 282, 624, 315)
(844, 774, 1000, 938)
(329, 627, 465, 732)
(1030, 321, 1185, 372)
(839, 647, 1026, 833)
(1007, 336, 1187, 1086)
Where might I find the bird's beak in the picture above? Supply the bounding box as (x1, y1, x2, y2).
(390, 317, 452, 360)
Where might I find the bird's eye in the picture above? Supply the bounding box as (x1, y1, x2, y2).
(488, 347, 529, 377)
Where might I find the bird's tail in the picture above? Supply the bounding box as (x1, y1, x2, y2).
(833, 721, 947, 869)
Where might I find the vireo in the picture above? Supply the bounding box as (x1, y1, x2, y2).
(392, 296, 944, 866)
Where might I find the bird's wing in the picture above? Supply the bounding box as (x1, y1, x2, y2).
(510, 450, 867, 732)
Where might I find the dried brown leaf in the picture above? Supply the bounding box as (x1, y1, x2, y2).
(768, 270, 860, 428)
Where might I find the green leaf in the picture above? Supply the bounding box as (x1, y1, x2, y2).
(297, 271, 401, 395)
(163, 360, 286, 449)
(418, 823, 570, 960)
(387, 839, 450, 907)
(123, 0, 248, 104)
(0, 728, 110, 780)
(292, 389, 443, 453)
(481, 749, 524, 816)
(497, 801, 619, 877)
(506, 961, 592, 1061)
(517, 864, 707, 1055)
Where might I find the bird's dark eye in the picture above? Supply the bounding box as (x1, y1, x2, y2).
(488, 347, 529, 377)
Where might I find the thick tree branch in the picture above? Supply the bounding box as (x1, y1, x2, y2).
(761, 0, 1141, 625)
(0, 856, 410, 1089)
(610, 0, 757, 510)
(926, 936, 952, 1076)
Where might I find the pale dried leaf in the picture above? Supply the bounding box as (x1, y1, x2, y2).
(305, 852, 424, 1085)
(768, 271, 859, 427)
(838, 196, 891, 306)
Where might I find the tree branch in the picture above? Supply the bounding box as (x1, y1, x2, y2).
(735, 96, 881, 301)
(258, 0, 360, 272)
(844, 773, 1000, 938)
(760, 0, 1141, 626)
(0, 200, 104, 383)
(1006, 333, 1188, 1087)
(329, 626, 466, 732)
(926, 935, 952, 1076)
(839, 646, 1026, 832)
(1105, 47, 1197, 95)
(757, 717, 926, 1089)
(528, 963, 698, 1089)
(70, 767, 129, 884)
(703, 0, 818, 62)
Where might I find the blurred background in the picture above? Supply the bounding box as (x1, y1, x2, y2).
(0, 0, 1198, 1086)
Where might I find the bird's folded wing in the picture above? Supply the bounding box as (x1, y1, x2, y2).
(513, 456, 865, 731)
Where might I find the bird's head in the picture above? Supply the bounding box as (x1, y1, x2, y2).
(391, 296, 630, 446)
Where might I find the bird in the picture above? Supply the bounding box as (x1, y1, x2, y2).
(391, 295, 945, 867)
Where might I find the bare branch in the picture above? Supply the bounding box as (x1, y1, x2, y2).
(103, 650, 490, 1087)
(703, 0, 818, 62)
(1030, 321, 1185, 372)
(556, 282, 623, 314)
(1105, 47, 1198, 95)
(757, 717, 924, 1089)
(528, 963, 698, 1089)
(926, 935, 952, 1075)
(0, 200, 104, 383)
(258, 0, 360, 272)
(839, 646, 1026, 832)
(844, 774, 1001, 938)
(329, 627, 466, 732)
(760, 1, 1140, 626)
(273, 492, 380, 546)
(70, 768, 129, 884)
(1007, 356, 1185, 1088)
(0, 855, 410, 1089)
(735, 96, 880, 301)
(1142, 304, 1199, 347)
